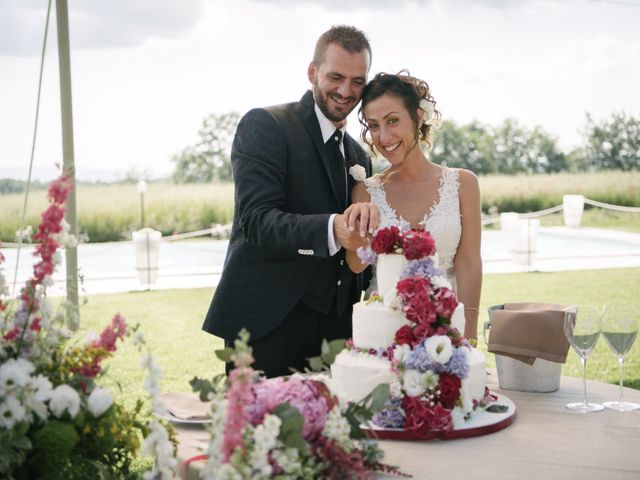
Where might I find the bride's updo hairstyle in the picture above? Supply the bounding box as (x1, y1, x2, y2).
(358, 70, 441, 152)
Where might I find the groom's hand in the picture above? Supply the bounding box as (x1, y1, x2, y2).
(343, 202, 380, 237)
(333, 203, 379, 251)
(333, 214, 368, 251)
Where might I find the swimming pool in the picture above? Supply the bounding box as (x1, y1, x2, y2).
(2, 226, 639, 295)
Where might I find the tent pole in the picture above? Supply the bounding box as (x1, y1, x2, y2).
(55, 0, 79, 329)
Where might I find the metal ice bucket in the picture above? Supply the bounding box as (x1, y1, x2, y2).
(485, 304, 562, 393)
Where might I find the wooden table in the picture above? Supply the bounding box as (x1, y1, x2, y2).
(175, 370, 640, 479)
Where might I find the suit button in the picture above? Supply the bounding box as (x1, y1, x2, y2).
(340, 260, 344, 266)
(337, 280, 342, 286)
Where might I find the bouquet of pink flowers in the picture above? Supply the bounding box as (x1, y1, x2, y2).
(191, 330, 405, 479)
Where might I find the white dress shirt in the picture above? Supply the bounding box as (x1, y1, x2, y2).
(313, 102, 347, 256)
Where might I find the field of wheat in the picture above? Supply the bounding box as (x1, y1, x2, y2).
(1, 171, 638, 243)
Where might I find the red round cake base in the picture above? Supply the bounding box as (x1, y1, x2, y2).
(363, 392, 517, 441)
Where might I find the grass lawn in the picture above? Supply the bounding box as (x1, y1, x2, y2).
(76, 267, 640, 409)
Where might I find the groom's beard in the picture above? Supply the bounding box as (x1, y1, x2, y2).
(313, 83, 357, 124)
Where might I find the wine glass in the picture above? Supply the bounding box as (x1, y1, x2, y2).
(602, 304, 640, 412)
(564, 305, 605, 412)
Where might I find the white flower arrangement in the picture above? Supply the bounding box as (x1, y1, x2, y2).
(0, 174, 177, 479)
(348, 164, 367, 182)
(87, 387, 113, 417)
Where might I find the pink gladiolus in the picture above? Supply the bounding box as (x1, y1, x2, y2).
(93, 313, 127, 352)
(222, 366, 255, 462)
(47, 175, 72, 204)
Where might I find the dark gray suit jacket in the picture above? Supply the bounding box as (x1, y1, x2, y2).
(202, 90, 371, 342)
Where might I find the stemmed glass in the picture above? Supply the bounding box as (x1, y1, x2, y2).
(564, 305, 605, 412)
(602, 304, 640, 411)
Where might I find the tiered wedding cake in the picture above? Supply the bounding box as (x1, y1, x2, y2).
(331, 227, 487, 433)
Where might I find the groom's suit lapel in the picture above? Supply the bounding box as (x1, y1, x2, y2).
(298, 91, 343, 209)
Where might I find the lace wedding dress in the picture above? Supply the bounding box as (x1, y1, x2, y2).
(364, 168, 462, 290)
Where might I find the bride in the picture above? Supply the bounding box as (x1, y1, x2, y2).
(344, 71, 482, 340)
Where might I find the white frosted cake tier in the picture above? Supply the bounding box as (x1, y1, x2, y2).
(330, 350, 396, 404)
(376, 253, 408, 297)
(330, 347, 487, 411)
(352, 301, 408, 350)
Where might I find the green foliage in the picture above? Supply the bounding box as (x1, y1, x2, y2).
(578, 112, 640, 171)
(431, 119, 496, 174)
(0, 179, 47, 195)
(491, 119, 568, 174)
(272, 403, 308, 452)
(344, 384, 390, 440)
(28, 420, 79, 477)
(190, 374, 226, 402)
(431, 118, 567, 175)
(171, 112, 240, 183)
(307, 338, 346, 372)
(0, 421, 31, 478)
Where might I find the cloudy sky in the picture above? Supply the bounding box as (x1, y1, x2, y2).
(1, 0, 639, 181)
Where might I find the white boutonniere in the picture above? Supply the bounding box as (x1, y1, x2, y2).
(348, 164, 367, 182)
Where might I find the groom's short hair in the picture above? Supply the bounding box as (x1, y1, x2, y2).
(313, 25, 371, 66)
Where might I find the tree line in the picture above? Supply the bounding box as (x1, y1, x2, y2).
(170, 111, 640, 183)
(430, 113, 640, 175)
(2, 111, 636, 193)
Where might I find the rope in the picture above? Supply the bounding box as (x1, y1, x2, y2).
(481, 216, 501, 226)
(481, 196, 639, 226)
(584, 198, 640, 213)
(162, 228, 216, 242)
(11, 0, 52, 296)
(162, 225, 231, 242)
(518, 204, 564, 218)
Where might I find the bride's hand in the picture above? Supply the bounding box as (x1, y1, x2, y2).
(343, 202, 380, 237)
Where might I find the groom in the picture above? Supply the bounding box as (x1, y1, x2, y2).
(202, 25, 373, 378)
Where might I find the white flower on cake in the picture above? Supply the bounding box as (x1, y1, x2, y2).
(423, 371, 439, 389)
(49, 384, 81, 418)
(393, 344, 412, 364)
(348, 164, 367, 182)
(424, 335, 453, 364)
(402, 370, 427, 397)
(390, 379, 403, 398)
(430, 275, 452, 290)
(87, 387, 113, 417)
